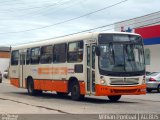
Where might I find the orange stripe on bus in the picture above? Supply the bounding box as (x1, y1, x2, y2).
(33, 79, 86, 95)
(10, 78, 19, 88)
(79, 81, 86, 95)
(34, 80, 68, 93)
(38, 68, 52, 75)
(38, 67, 68, 75)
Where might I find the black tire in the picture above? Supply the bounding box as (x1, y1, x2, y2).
(27, 78, 42, 95)
(108, 95, 121, 102)
(27, 78, 35, 95)
(157, 85, 160, 92)
(27, 79, 42, 96)
(71, 81, 84, 101)
(0, 79, 2, 83)
(147, 88, 152, 93)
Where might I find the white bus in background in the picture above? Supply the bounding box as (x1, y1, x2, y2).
(9, 32, 146, 102)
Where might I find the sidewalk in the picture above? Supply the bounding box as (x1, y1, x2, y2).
(0, 99, 60, 114)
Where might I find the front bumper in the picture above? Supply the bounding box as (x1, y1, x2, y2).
(95, 84, 146, 96)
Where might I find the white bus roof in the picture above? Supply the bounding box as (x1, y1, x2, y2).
(11, 32, 141, 50)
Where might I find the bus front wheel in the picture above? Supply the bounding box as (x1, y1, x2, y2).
(71, 81, 84, 101)
(108, 95, 121, 102)
(157, 85, 160, 93)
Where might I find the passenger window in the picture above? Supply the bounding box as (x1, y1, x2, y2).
(30, 47, 40, 64)
(53, 43, 67, 63)
(40, 45, 52, 64)
(11, 50, 19, 65)
(68, 41, 83, 62)
(26, 49, 30, 65)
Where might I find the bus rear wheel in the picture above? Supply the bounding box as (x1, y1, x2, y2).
(108, 95, 121, 102)
(71, 81, 84, 101)
(27, 78, 42, 95)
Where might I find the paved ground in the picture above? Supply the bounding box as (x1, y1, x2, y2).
(0, 79, 160, 119)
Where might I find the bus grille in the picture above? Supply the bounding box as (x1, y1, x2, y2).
(110, 78, 139, 85)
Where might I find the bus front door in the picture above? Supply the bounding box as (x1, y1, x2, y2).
(86, 44, 96, 95)
(19, 53, 25, 88)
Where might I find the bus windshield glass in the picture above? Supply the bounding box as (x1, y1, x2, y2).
(98, 34, 145, 76)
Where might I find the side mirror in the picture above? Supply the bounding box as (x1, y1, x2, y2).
(95, 46, 101, 56)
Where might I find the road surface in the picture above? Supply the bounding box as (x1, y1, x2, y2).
(0, 79, 160, 119)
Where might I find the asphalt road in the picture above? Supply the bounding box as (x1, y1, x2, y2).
(0, 79, 160, 119)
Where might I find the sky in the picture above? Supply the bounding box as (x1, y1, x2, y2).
(0, 0, 159, 46)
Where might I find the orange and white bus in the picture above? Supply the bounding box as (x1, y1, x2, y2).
(9, 32, 146, 102)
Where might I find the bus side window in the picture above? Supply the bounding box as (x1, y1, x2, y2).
(53, 43, 67, 63)
(11, 50, 19, 65)
(68, 41, 83, 62)
(40, 45, 52, 64)
(30, 47, 40, 64)
(26, 49, 30, 65)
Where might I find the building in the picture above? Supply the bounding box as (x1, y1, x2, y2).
(0, 46, 10, 75)
(114, 11, 160, 72)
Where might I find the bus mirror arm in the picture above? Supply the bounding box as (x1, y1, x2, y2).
(95, 46, 100, 56)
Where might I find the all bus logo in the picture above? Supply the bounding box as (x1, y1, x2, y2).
(38, 67, 68, 75)
(37, 67, 74, 75)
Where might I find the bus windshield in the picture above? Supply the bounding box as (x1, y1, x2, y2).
(98, 34, 145, 76)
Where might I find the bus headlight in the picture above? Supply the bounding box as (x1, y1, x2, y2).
(100, 76, 106, 85)
(100, 79, 105, 84)
(142, 79, 146, 84)
(142, 75, 146, 84)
